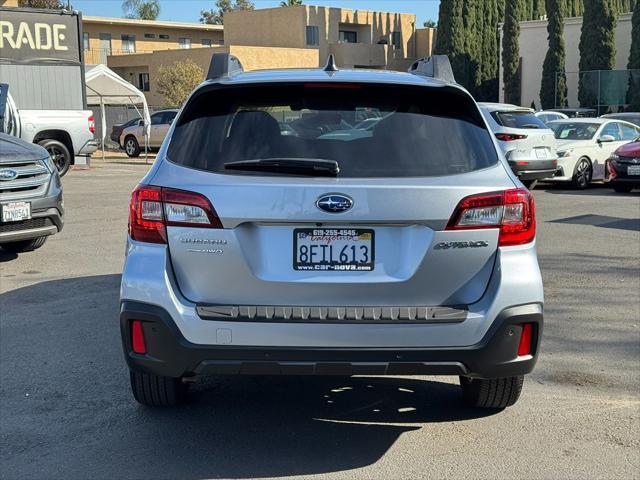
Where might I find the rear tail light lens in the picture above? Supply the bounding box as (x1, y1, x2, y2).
(129, 185, 222, 244)
(131, 320, 146, 354)
(88, 115, 95, 134)
(446, 188, 535, 246)
(495, 133, 527, 142)
(605, 160, 617, 181)
(517, 323, 534, 356)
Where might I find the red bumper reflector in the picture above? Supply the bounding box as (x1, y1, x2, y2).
(131, 320, 146, 354)
(518, 323, 533, 356)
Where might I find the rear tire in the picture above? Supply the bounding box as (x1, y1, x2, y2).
(459, 376, 524, 409)
(124, 136, 141, 158)
(522, 179, 538, 190)
(572, 158, 592, 190)
(612, 183, 633, 193)
(38, 139, 71, 176)
(129, 371, 188, 407)
(1, 236, 47, 253)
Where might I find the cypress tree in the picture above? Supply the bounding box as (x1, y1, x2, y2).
(435, 0, 467, 84)
(503, 0, 523, 105)
(578, 0, 618, 108)
(627, 1, 640, 110)
(540, 0, 568, 108)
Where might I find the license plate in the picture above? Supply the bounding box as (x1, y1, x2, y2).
(534, 148, 548, 159)
(627, 165, 640, 176)
(1, 202, 31, 223)
(293, 228, 374, 271)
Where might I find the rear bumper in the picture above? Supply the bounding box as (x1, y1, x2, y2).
(78, 140, 98, 156)
(508, 160, 557, 180)
(120, 301, 543, 379)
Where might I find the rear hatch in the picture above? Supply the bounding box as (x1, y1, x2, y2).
(151, 81, 520, 308)
(489, 109, 557, 163)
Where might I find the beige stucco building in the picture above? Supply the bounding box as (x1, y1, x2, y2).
(499, 13, 633, 108)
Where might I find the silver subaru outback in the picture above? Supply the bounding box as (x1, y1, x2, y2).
(119, 55, 543, 408)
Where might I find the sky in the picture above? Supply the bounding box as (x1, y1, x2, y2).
(70, 0, 441, 26)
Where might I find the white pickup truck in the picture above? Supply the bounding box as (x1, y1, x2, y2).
(2, 85, 97, 176)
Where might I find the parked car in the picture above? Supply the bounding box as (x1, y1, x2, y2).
(0, 133, 63, 252)
(605, 138, 640, 193)
(547, 118, 640, 188)
(535, 110, 568, 125)
(1, 84, 97, 176)
(550, 108, 597, 118)
(600, 112, 640, 128)
(479, 102, 557, 189)
(110, 117, 141, 143)
(120, 109, 178, 157)
(120, 54, 543, 409)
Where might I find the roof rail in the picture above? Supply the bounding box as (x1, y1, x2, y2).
(409, 55, 456, 83)
(207, 53, 244, 81)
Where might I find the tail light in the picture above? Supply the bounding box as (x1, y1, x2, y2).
(517, 323, 534, 356)
(446, 188, 535, 246)
(128, 185, 222, 244)
(88, 115, 95, 134)
(495, 133, 527, 142)
(605, 159, 617, 182)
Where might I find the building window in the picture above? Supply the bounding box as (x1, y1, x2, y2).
(83, 32, 89, 50)
(179, 37, 191, 49)
(305, 25, 319, 46)
(99, 33, 112, 54)
(121, 34, 136, 53)
(159, 34, 170, 39)
(144, 33, 156, 39)
(138, 73, 150, 92)
(391, 31, 402, 50)
(218, 39, 224, 45)
(339, 30, 358, 43)
(201, 39, 212, 47)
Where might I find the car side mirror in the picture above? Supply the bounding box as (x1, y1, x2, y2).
(598, 134, 615, 143)
(138, 120, 144, 126)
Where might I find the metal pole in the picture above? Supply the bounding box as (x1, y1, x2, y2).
(554, 71, 558, 108)
(597, 70, 601, 116)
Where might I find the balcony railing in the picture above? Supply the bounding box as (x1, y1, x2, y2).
(83, 48, 155, 65)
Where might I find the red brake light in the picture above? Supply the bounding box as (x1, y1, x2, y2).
(517, 323, 533, 356)
(131, 320, 146, 354)
(128, 185, 222, 244)
(495, 133, 527, 141)
(605, 159, 617, 181)
(446, 188, 536, 247)
(88, 115, 95, 134)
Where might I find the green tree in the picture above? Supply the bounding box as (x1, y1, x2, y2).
(200, 0, 254, 25)
(156, 60, 204, 108)
(122, 0, 160, 20)
(423, 19, 437, 28)
(503, 0, 522, 105)
(627, 1, 640, 110)
(540, 0, 568, 108)
(578, 0, 617, 108)
(279, 0, 302, 6)
(18, 0, 65, 8)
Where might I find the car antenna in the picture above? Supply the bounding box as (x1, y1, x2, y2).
(323, 54, 339, 73)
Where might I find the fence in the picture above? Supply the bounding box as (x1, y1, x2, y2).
(556, 69, 640, 114)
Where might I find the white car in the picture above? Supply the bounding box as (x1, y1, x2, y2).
(535, 110, 568, 125)
(546, 118, 640, 189)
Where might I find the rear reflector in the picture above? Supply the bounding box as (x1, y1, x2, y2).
(495, 133, 527, 142)
(131, 320, 146, 354)
(129, 185, 222, 244)
(446, 188, 536, 246)
(517, 323, 533, 356)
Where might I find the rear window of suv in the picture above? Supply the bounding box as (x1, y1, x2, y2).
(491, 110, 547, 129)
(167, 83, 498, 178)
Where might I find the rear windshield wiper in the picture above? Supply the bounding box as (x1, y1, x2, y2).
(224, 158, 340, 177)
(521, 124, 541, 129)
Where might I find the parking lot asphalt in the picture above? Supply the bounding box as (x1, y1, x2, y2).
(1, 163, 639, 480)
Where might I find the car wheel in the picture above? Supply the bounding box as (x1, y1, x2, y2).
(459, 376, 524, 409)
(522, 179, 538, 190)
(572, 158, 592, 190)
(129, 370, 188, 407)
(38, 139, 71, 176)
(124, 136, 141, 158)
(0, 236, 48, 253)
(612, 183, 633, 193)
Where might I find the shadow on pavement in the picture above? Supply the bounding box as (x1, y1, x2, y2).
(549, 214, 640, 232)
(0, 274, 497, 479)
(537, 182, 640, 197)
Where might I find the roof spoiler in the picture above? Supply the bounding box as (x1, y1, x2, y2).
(409, 55, 456, 83)
(207, 53, 244, 80)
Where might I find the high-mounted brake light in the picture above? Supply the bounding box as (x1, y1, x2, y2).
(88, 115, 95, 134)
(495, 133, 527, 142)
(446, 188, 535, 246)
(128, 185, 222, 244)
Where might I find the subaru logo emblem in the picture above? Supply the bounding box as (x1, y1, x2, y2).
(316, 194, 353, 213)
(0, 169, 18, 181)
